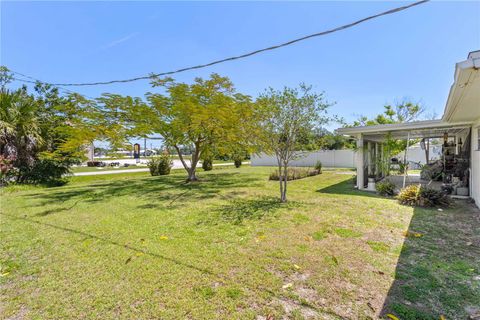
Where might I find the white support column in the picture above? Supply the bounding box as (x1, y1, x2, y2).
(375, 143, 380, 177)
(367, 141, 373, 177)
(402, 132, 411, 188)
(356, 134, 365, 190)
(380, 143, 384, 177)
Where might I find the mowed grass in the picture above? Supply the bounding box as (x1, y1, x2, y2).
(1, 167, 479, 319)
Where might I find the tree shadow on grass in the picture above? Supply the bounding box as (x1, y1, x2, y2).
(24, 171, 263, 212)
(1, 212, 216, 276)
(35, 200, 82, 217)
(380, 201, 480, 319)
(199, 196, 296, 225)
(316, 178, 380, 198)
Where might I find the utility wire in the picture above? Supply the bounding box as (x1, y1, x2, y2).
(19, 0, 429, 87)
(11, 71, 96, 99)
(12, 76, 78, 96)
(12, 71, 78, 95)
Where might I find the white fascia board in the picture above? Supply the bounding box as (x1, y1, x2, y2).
(442, 52, 480, 122)
(336, 119, 472, 137)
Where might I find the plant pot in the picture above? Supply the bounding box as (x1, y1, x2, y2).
(367, 178, 376, 191)
(456, 187, 469, 196)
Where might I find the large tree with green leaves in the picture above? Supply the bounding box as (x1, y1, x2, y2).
(0, 67, 93, 184)
(130, 74, 255, 182)
(0, 86, 41, 178)
(256, 84, 332, 202)
(296, 127, 354, 151)
(352, 100, 425, 127)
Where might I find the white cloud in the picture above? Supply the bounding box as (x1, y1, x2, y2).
(101, 32, 139, 50)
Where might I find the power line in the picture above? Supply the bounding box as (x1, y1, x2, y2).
(12, 76, 77, 96)
(12, 71, 78, 95)
(11, 71, 96, 99)
(23, 0, 429, 87)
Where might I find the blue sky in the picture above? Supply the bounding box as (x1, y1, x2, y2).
(2, 1, 479, 141)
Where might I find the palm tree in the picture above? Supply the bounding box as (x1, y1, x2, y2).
(0, 87, 43, 182)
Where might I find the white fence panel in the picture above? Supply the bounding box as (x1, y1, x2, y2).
(396, 145, 442, 165)
(251, 150, 356, 168)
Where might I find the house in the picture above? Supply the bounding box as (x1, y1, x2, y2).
(337, 50, 480, 207)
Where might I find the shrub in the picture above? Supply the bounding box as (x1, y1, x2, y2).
(314, 161, 322, 173)
(0, 155, 15, 186)
(147, 160, 158, 176)
(234, 158, 242, 168)
(419, 187, 451, 207)
(20, 158, 71, 186)
(147, 155, 172, 176)
(202, 158, 213, 171)
(397, 184, 451, 207)
(269, 167, 320, 181)
(87, 161, 104, 167)
(376, 179, 396, 196)
(397, 184, 422, 206)
(398, 161, 407, 174)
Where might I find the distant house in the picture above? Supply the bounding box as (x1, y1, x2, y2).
(337, 51, 480, 207)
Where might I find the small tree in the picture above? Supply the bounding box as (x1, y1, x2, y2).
(131, 74, 254, 182)
(256, 84, 332, 202)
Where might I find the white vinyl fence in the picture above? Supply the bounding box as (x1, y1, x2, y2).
(251, 150, 356, 168)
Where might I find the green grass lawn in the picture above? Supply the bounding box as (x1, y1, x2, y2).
(1, 167, 479, 319)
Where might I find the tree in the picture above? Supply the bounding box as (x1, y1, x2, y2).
(352, 99, 425, 127)
(92, 94, 146, 150)
(256, 84, 332, 202)
(0, 67, 91, 184)
(130, 74, 255, 182)
(296, 127, 354, 151)
(0, 86, 42, 181)
(349, 99, 427, 175)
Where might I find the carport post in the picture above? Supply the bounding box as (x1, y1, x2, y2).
(367, 141, 372, 176)
(402, 132, 411, 188)
(356, 134, 365, 190)
(380, 143, 384, 177)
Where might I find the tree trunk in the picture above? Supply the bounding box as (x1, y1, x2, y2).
(174, 144, 200, 182)
(174, 145, 190, 171)
(187, 168, 198, 182)
(186, 142, 201, 182)
(281, 161, 288, 203)
(277, 157, 284, 202)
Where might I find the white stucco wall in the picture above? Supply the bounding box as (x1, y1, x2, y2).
(251, 150, 356, 168)
(471, 119, 480, 208)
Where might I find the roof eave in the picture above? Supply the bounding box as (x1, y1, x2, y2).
(442, 51, 480, 122)
(336, 119, 472, 137)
